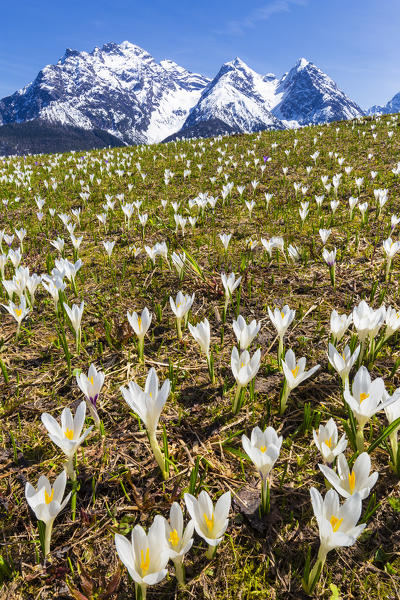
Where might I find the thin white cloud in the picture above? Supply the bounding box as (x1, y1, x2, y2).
(216, 0, 308, 36)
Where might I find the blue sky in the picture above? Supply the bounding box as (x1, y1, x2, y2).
(1, 0, 400, 108)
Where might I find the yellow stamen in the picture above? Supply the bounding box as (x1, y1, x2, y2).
(89, 376, 94, 385)
(15, 307, 22, 317)
(330, 515, 343, 532)
(291, 365, 299, 377)
(360, 392, 369, 403)
(140, 548, 150, 573)
(260, 445, 267, 453)
(137, 317, 142, 330)
(348, 470, 356, 493)
(65, 428, 74, 440)
(325, 437, 332, 448)
(169, 529, 180, 547)
(203, 512, 214, 532)
(281, 311, 285, 319)
(44, 488, 54, 504)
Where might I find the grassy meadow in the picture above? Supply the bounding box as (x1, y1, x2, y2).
(0, 113, 400, 599)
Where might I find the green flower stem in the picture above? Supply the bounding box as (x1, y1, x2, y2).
(206, 544, 218, 560)
(329, 265, 336, 288)
(71, 277, 78, 297)
(44, 518, 54, 556)
(358, 339, 367, 367)
(173, 558, 186, 586)
(279, 380, 290, 415)
(148, 430, 168, 480)
(356, 426, 365, 453)
(306, 547, 327, 594)
(76, 328, 81, 354)
(260, 478, 270, 515)
(386, 257, 392, 282)
(176, 318, 182, 340)
(389, 430, 399, 469)
(232, 385, 244, 414)
(65, 456, 76, 481)
(278, 337, 283, 369)
(223, 297, 229, 323)
(135, 582, 147, 600)
(206, 352, 215, 384)
(138, 337, 144, 362)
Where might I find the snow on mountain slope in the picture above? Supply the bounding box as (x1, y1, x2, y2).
(368, 92, 400, 116)
(0, 42, 210, 144)
(0, 45, 366, 146)
(271, 58, 364, 126)
(182, 57, 284, 133)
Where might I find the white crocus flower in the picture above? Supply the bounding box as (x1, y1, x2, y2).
(219, 233, 232, 251)
(127, 307, 152, 361)
(231, 347, 261, 413)
(50, 237, 65, 255)
(144, 245, 157, 264)
(287, 244, 301, 262)
(358, 201, 368, 222)
(162, 502, 194, 586)
(42, 275, 66, 312)
(232, 315, 260, 350)
(64, 301, 84, 352)
(76, 364, 105, 428)
(383, 306, 400, 341)
(348, 196, 358, 218)
(41, 401, 93, 479)
(327, 343, 360, 386)
(313, 418, 347, 465)
(169, 291, 195, 339)
(242, 426, 282, 514)
(319, 452, 378, 500)
(322, 247, 336, 267)
(115, 516, 170, 598)
(383, 237, 400, 280)
(184, 490, 231, 558)
(221, 272, 241, 315)
(102, 240, 115, 259)
(305, 488, 366, 592)
(1, 295, 30, 338)
(352, 300, 386, 362)
(25, 470, 71, 556)
(330, 309, 352, 344)
(268, 305, 295, 366)
(120, 367, 170, 479)
(15, 228, 27, 253)
(188, 318, 214, 382)
(26, 273, 42, 307)
(280, 349, 320, 414)
(344, 366, 393, 451)
(319, 229, 331, 245)
(171, 251, 186, 279)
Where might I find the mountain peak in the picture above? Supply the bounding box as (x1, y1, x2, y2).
(295, 57, 311, 70)
(229, 56, 250, 69)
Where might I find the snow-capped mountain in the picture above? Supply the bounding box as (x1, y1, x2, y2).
(181, 57, 284, 133)
(0, 42, 365, 148)
(172, 57, 363, 139)
(0, 42, 210, 144)
(270, 58, 364, 126)
(367, 93, 400, 116)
